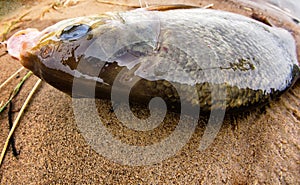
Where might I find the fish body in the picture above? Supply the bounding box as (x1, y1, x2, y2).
(7, 8, 300, 112)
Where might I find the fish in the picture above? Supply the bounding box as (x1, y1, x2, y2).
(5, 7, 300, 112)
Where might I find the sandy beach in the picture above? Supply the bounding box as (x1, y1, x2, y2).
(0, 0, 299, 184)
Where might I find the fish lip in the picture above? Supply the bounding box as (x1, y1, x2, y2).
(6, 28, 44, 60)
(19, 51, 39, 74)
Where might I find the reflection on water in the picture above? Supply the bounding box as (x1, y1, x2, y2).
(242, 0, 300, 21)
(263, 0, 300, 18)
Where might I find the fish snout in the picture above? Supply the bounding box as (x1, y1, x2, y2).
(6, 28, 43, 60)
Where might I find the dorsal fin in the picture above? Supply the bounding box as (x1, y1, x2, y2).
(144, 4, 201, 11)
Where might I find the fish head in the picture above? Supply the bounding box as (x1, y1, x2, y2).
(5, 15, 121, 97)
(6, 15, 116, 76)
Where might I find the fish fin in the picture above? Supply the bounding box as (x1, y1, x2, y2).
(144, 4, 201, 11)
(251, 13, 273, 27)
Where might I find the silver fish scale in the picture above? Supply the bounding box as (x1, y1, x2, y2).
(116, 9, 297, 93)
(22, 8, 299, 111)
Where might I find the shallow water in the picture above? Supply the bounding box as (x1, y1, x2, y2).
(262, 0, 300, 18)
(239, 0, 300, 21)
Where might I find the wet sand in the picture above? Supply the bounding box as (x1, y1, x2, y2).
(0, 0, 299, 184)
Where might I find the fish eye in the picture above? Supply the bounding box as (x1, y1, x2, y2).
(59, 24, 90, 41)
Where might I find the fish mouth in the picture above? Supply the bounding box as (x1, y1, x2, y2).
(6, 28, 44, 60)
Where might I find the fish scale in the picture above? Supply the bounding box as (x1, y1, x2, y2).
(6, 8, 300, 112)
